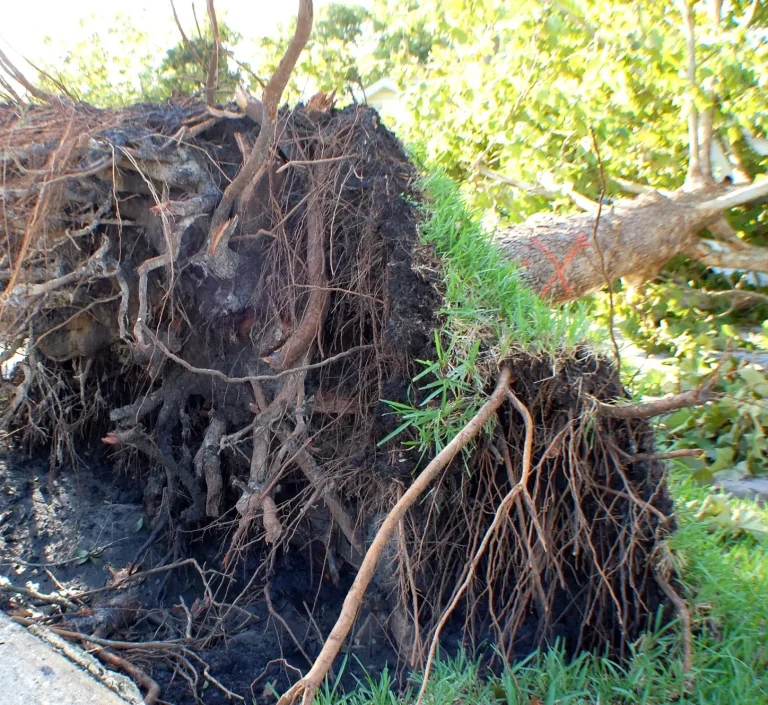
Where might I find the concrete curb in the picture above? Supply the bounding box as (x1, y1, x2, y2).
(0, 611, 142, 704)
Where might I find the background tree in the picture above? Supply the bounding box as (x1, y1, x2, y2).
(37, 11, 243, 105)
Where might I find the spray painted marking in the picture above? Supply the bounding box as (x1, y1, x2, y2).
(530, 232, 590, 298)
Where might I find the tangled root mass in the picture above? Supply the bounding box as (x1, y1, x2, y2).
(0, 100, 673, 687)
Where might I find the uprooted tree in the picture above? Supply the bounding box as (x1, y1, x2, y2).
(0, 1, 718, 703)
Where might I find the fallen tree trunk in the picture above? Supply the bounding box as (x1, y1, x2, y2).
(494, 181, 768, 302)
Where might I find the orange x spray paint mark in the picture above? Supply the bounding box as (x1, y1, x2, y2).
(530, 232, 590, 298)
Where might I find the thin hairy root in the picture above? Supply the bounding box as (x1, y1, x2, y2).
(397, 516, 422, 667)
(265, 581, 313, 666)
(276, 368, 512, 705)
(268, 168, 330, 370)
(293, 446, 363, 557)
(416, 389, 535, 705)
(655, 568, 693, 675)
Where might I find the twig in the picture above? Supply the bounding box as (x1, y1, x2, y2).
(265, 581, 313, 666)
(205, 0, 221, 106)
(654, 570, 693, 675)
(474, 159, 598, 211)
(631, 448, 704, 461)
(24, 623, 145, 702)
(178, 595, 194, 640)
(696, 179, 768, 215)
(170, 0, 205, 68)
(140, 325, 372, 384)
(276, 367, 512, 705)
(589, 128, 621, 370)
(276, 156, 348, 173)
(612, 177, 671, 196)
(0, 46, 57, 103)
(0, 579, 77, 610)
(94, 647, 161, 705)
(11, 617, 181, 650)
(596, 354, 727, 419)
(1, 536, 129, 568)
(677, 0, 703, 188)
(67, 558, 215, 601)
(596, 388, 711, 419)
(703, 288, 768, 308)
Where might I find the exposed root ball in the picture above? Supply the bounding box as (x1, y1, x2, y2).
(402, 353, 673, 666)
(0, 99, 674, 688)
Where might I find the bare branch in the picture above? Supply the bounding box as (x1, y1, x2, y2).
(170, 0, 205, 68)
(612, 177, 671, 196)
(596, 388, 710, 419)
(699, 287, 768, 309)
(697, 238, 768, 274)
(596, 357, 726, 419)
(696, 179, 768, 214)
(737, 0, 760, 29)
(654, 570, 693, 674)
(621, 448, 705, 461)
(205, 0, 221, 106)
(677, 0, 704, 188)
(475, 160, 598, 212)
(206, 0, 313, 264)
(0, 46, 57, 103)
(698, 105, 715, 185)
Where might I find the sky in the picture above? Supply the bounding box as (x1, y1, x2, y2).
(1, 0, 370, 69)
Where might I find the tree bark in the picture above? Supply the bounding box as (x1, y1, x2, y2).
(494, 181, 768, 303)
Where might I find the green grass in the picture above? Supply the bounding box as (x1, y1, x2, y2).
(316, 472, 768, 705)
(418, 171, 594, 356)
(379, 172, 595, 452)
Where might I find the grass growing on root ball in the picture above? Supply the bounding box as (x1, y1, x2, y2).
(312, 471, 768, 705)
(380, 171, 596, 453)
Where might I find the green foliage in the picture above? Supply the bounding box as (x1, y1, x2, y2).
(689, 492, 768, 541)
(380, 0, 768, 229)
(313, 473, 768, 704)
(596, 277, 768, 478)
(249, 4, 379, 100)
(38, 13, 242, 107)
(38, 17, 166, 107)
(155, 24, 241, 100)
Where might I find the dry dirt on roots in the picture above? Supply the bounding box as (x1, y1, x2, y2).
(0, 99, 676, 703)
